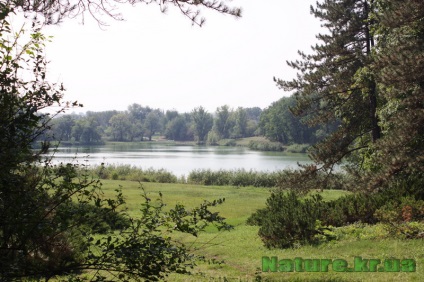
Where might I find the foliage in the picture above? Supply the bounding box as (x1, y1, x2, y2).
(64, 189, 233, 282)
(276, 0, 381, 173)
(217, 138, 236, 146)
(247, 139, 284, 151)
(83, 166, 355, 189)
(361, 0, 424, 189)
(253, 0, 424, 249)
(312, 220, 338, 244)
(192, 106, 213, 144)
(270, 0, 424, 191)
(71, 117, 103, 144)
(62, 200, 131, 234)
(187, 169, 283, 188)
(248, 177, 424, 248)
(109, 113, 132, 141)
(273, 166, 349, 195)
(206, 130, 220, 145)
(60, 181, 424, 281)
(231, 107, 248, 138)
(144, 110, 163, 141)
(214, 105, 234, 139)
(252, 191, 327, 248)
(0, 7, 82, 276)
(49, 104, 262, 144)
(321, 192, 388, 226)
(91, 164, 179, 183)
(375, 197, 424, 239)
(165, 113, 193, 141)
(285, 143, 309, 153)
(258, 96, 328, 145)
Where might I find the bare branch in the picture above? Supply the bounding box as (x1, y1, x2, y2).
(11, 0, 242, 27)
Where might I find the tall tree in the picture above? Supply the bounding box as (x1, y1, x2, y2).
(192, 106, 213, 144)
(52, 115, 75, 141)
(364, 0, 424, 188)
(109, 113, 131, 141)
(128, 103, 151, 122)
(165, 114, 193, 141)
(231, 107, 248, 138)
(87, 110, 119, 128)
(275, 0, 381, 171)
(144, 110, 163, 141)
(214, 105, 233, 139)
(245, 107, 262, 122)
(259, 96, 320, 144)
(72, 117, 102, 144)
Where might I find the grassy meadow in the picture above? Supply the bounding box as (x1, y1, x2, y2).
(100, 180, 424, 281)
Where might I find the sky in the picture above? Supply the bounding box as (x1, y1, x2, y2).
(41, 0, 322, 114)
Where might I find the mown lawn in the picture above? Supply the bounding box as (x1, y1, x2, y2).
(101, 180, 423, 281)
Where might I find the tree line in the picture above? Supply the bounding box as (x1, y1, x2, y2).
(49, 96, 335, 146)
(49, 104, 261, 144)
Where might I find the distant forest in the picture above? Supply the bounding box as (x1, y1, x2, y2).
(47, 96, 335, 146)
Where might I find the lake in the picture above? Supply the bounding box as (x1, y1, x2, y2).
(48, 143, 311, 176)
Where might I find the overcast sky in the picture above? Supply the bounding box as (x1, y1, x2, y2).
(42, 0, 322, 114)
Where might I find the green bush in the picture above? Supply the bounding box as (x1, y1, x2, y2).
(321, 193, 385, 226)
(187, 169, 281, 187)
(247, 140, 283, 151)
(330, 222, 389, 241)
(248, 186, 413, 248)
(206, 131, 220, 145)
(312, 220, 338, 244)
(285, 144, 310, 153)
(254, 191, 326, 248)
(57, 202, 131, 234)
(375, 197, 424, 223)
(375, 197, 424, 239)
(218, 139, 237, 146)
(84, 165, 178, 183)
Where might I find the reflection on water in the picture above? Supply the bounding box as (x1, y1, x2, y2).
(47, 143, 311, 176)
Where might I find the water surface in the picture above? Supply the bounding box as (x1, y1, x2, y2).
(49, 143, 310, 176)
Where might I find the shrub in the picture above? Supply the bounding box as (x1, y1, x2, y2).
(312, 220, 338, 244)
(375, 197, 424, 239)
(321, 193, 386, 226)
(187, 169, 281, 187)
(57, 202, 131, 234)
(248, 140, 283, 151)
(255, 191, 326, 248)
(330, 222, 389, 241)
(206, 131, 220, 145)
(285, 144, 310, 153)
(84, 165, 179, 183)
(248, 186, 413, 248)
(218, 139, 237, 146)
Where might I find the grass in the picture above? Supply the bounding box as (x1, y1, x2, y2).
(101, 180, 270, 222)
(100, 180, 423, 281)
